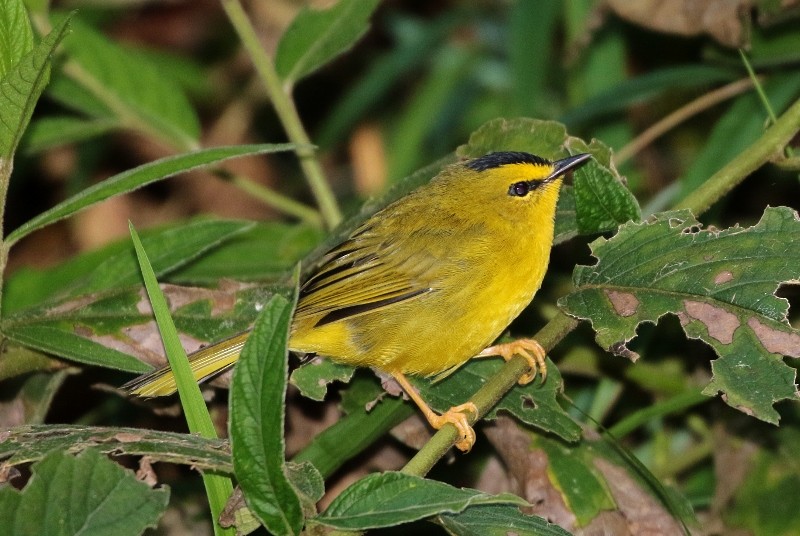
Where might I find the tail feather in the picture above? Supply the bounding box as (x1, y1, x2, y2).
(122, 331, 250, 397)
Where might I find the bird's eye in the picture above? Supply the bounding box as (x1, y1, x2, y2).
(509, 181, 530, 197)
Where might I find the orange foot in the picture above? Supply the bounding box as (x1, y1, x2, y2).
(426, 402, 478, 452)
(478, 338, 547, 385)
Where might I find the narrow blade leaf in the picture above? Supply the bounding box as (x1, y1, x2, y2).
(275, 0, 381, 87)
(230, 293, 304, 536)
(317, 472, 526, 530)
(6, 143, 297, 245)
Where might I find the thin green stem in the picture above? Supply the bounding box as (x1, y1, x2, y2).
(220, 0, 342, 229)
(607, 388, 708, 439)
(215, 170, 324, 228)
(0, 161, 11, 320)
(739, 50, 778, 126)
(675, 96, 800, 214)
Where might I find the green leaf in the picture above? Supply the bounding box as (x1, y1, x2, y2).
(290, 357, 355, 401)
(317, 15, 458, 148)
(275, 0, 381, 88)
(4, 323, 150, 372)
(417, 357, 582, 443)
(535, 436, 615, 526)
(6, 143, 297, 245)
(559, 207, 800, 424)
(726, 429, 800, 536)
(3, 282, 272, 374)
(437, 503, 572, 536)
(130, 223, 235, 535)
(230, 293, 304, 536)
(561, 65, 737, 128)
(458, 118, 639, 239)
(0, 16, 70, 163)
(73, 219, 254, 298)
(61, 16, 200, 148)
(0, 449, 168, 536)
(292, 374, 413, 479)
(0, 424, 232, 473)
(170, 222, 323, 285)
(4, 219, 255, 313)
(0, 0, 34, 78)
(316, 472, 526, 530)
(21, 115, 117, 153)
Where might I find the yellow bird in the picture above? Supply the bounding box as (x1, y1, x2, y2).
(124, 151, 591, 452)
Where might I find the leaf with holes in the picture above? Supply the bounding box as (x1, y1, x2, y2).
(559, 207, 800, 424)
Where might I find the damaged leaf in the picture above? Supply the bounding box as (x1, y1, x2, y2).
(559, 207, 800, 424)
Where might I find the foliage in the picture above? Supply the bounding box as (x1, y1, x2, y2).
(1, 1, 799, 535)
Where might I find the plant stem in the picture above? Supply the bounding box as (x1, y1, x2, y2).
(0, 160, 12, 320)
(675, 96, 800, 215)
(615, 77, 757, 165)
(402, 313, 578, 477)
(215, 170, 324, 228)
(220, 0, 342, 229)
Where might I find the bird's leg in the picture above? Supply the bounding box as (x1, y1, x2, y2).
(477, 338, 547, 385)
(391, 372, 477, 452)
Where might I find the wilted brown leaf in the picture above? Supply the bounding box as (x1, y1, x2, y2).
(604, 0, 751, 47)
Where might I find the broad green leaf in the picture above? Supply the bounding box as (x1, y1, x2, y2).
(0, 344, 59, 382)
(535, 436, 615, 526)
(46, 71, 113, 119)
(275, 0, 381, 88)
(22, 115, 117, 153)
(130, 223, 235, 535)
(290, 357, 355, 401)
(73, 219, 254, 298)
(0, 0, 33, 77)
(170, 222, 323, 285)
(417, 357, 582, 442)
(0, 449, 168, 536)
(316, 472, 526, 530)
(0, 424, 232, 473)
(458, 117, 639, 239)
(5, 323, 150, 372)
(61, 17, 199, 148)
(0, 16, 70, 163)
(230, 293, 304, 536)
(7, 218, 252, 313)
(437, 503, 572, 536)
(3, 282, 272, 374)
(6, 143, 297, 245)
(559, 207, 800, 424)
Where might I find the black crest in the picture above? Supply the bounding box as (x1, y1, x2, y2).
(465, 151, 550, 172)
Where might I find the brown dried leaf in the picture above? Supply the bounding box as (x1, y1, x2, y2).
(604, 0, 752, 47)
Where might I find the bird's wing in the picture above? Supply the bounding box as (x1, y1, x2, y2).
(295, 228, 439, 326)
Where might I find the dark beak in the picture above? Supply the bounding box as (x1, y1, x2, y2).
(547, 153, 592, 181)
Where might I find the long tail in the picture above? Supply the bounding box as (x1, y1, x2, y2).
(122, 331, 250, 397)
